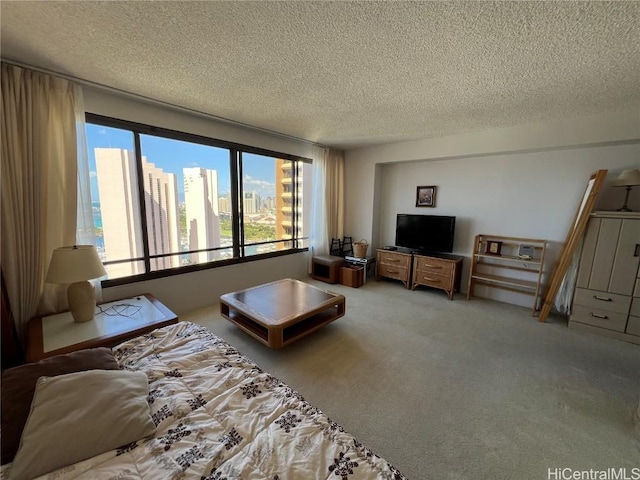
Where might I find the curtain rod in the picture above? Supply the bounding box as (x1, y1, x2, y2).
(1, 57, 330, 150)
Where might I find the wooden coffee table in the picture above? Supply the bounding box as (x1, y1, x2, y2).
(220, 278, 346, 349)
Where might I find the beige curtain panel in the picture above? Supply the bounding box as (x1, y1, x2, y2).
(1, 63, 79, 340)
(324, 148, 345, 243)
(310, 146, 345, 259)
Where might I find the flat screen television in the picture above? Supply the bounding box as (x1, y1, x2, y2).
(395, 214, 456, 253)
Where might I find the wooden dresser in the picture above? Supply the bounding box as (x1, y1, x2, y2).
(375, 249, 412, 288)
(412, 253, 463, 300)
(570, 212, 640, 345)
(375, 249, 463, 299)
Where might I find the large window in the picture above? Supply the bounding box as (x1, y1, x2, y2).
(86, 114, 311, 284)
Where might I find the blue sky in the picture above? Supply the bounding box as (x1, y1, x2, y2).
(86, 124, 277, 201)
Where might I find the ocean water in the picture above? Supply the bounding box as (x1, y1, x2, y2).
(93, 211, 102, 229)
(92, 203, 104, 249)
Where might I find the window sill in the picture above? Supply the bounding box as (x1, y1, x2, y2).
(101, 248, 308, 288)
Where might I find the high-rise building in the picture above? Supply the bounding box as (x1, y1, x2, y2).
(183, 167, 221, 263)
(218, 195, 230, 214)
(275, 159, 311, 249)
(243, 191, 260, 214)
(265, 196, 276, 211)
(142, 162, 180, 271)
(95, 148, 180, 278)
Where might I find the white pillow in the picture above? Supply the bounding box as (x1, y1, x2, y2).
(9, 369, 155, 480)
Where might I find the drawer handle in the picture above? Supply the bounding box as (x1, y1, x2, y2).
(387, 258, 400, 262)
(423, 278, 441, 283)
(589, 313, 609, 320)
(635, 244, 640, 257)
(592, 295, 612, 302)
(424, 265, 443, 269)
(387, 270, 400, 274)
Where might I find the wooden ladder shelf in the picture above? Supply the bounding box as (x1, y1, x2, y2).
(466, 234, 548, 316)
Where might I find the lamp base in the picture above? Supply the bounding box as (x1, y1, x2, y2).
(67, 281, 96, 323)
(616, 186, 634, 212)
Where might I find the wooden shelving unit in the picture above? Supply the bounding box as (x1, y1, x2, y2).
(466, 235, 548, 316)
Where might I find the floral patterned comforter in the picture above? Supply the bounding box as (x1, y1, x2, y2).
(29, 321, 407, 480)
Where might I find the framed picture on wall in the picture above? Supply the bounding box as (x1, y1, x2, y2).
(416, 186, 436, 207)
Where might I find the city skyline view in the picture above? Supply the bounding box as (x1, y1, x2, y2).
(86, 122, 310, 280)
(86, 124, 278, 202)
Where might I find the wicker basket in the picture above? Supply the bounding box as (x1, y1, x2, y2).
(353, 239, 369, 258)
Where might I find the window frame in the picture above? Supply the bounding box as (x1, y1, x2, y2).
(86, 113, 310, 288)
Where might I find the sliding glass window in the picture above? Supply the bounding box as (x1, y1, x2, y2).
(86, 114, 310, 284)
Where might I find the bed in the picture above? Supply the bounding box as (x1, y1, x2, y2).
(2, 321, 407, 479)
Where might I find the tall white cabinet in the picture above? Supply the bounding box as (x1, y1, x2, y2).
(570, 212, 640, 344)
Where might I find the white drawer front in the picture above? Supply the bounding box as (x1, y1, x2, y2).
(573, 288, 631, 315)
(570, 305, 628, 332)
(626, 315, 640, 336)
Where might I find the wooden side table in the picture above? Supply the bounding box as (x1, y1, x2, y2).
(375, 249, 413, 288)
(411, 253, 463, 300)
(27, 293, 178, 362)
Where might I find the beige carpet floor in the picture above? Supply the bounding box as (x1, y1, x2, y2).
(181, 277, 640, 479)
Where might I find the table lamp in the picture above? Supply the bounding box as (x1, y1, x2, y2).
(613, 169, 640, 212)
(46, 245, 107, 323)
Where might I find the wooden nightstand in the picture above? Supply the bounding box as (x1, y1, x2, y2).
(375, 249, 413, 288)
(411, 253, 463, 300)
(27, 293, 178, 362)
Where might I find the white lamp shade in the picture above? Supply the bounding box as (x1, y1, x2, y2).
(46, 245, 106, 284)
(613, 169, 640, 187)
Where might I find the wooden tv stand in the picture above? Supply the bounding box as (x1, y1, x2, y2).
(375, 249, 463, 300)
(375, 249, 413, 288)
(411, 253, 463, 300)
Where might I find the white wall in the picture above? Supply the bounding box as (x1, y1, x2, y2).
(84, 88, 313, 314)
(345, 109, 640, 307)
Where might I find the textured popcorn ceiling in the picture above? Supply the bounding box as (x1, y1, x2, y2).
(1, 1, 639, 149)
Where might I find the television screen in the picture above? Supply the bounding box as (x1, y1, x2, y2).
(395, 214, 456, 253)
